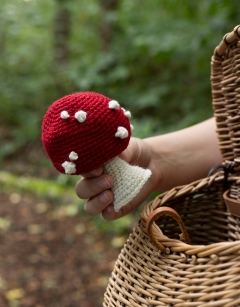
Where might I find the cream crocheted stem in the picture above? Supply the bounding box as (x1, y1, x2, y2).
(103, 157, 152, 212)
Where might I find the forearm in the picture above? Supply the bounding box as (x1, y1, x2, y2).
(143, 118, 222, 191)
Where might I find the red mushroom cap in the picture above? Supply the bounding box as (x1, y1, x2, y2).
(42, 92, 131, 174)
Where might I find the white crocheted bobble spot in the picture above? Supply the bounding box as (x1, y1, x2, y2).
(75, 110, 87, 123)
(124, 110, 131, 119)
(109, 100, 120, 110)
(115, 126, 129, 139)
(130, 124, 134, 131)
(121, 108, 131, 119)
(60, 110, 70, 119)
(62, 161, 76, 174)
(69, 151, 78, 160)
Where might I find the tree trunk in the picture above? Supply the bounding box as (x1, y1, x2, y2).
(99, 0, 119, 52)
(53, 0, 70, 66)
(53, 0, 71, 95)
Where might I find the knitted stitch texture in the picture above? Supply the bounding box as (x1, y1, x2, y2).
(104, 157, 152, 212)
(42, 92, 131, 174)
(42, 91, 152, 211)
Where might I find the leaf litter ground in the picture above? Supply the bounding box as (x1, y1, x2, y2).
(0, 191, 121, 307)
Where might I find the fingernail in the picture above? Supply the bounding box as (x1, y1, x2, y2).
(89, 169, 97, 176)
(98, 177, 110, 189)
(106, 205, 112, 213)
(99, 192, 110, 203)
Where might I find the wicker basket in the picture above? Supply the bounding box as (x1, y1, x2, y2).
(103, 25, 240, 307)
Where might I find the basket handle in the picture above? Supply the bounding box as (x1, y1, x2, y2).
(146, 207, 191, 253)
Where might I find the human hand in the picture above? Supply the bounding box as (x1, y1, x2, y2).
(75, 137, 161, 220)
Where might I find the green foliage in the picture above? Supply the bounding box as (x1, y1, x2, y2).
(1, 0, 240, 157)
(1, 0, 240, 238)
(0, 171, 77, 200)
(0, 170, 138, 235)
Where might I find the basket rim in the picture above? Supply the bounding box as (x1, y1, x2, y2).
(141, 172, 240, 256)
(213, 25, 240, 59)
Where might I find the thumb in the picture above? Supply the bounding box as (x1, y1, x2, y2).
(119, 137, 140, 164)
(119, 137, 151, 168)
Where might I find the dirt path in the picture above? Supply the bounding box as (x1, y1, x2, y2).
(0, 192, 120, 307)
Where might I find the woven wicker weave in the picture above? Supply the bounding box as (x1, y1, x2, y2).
(212, 25, 240, 162)
(103, 25, 240, 307)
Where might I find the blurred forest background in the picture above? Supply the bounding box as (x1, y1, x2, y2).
(0, 0, 240, 306)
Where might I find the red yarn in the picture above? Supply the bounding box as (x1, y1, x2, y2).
(42, 92, 131, 174)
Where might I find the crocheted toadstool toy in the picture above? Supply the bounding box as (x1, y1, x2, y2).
(42, 92, 152, 212)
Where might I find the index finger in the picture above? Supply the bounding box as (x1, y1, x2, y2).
(81, 166, 103, 178)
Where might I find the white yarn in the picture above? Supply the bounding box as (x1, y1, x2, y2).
(130, 124, 134, 131)
(121, 108, 131, 119)
(75, 110, 87, 123)
(115, 126, 129, 139)
(109, 100, 120, 110)
(62, 161, 76, 174)
(69, 151, 78, 160)
(124, 110, 131, 119)
(60, 110, 70, 119)
(103, 157, 152, 212)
